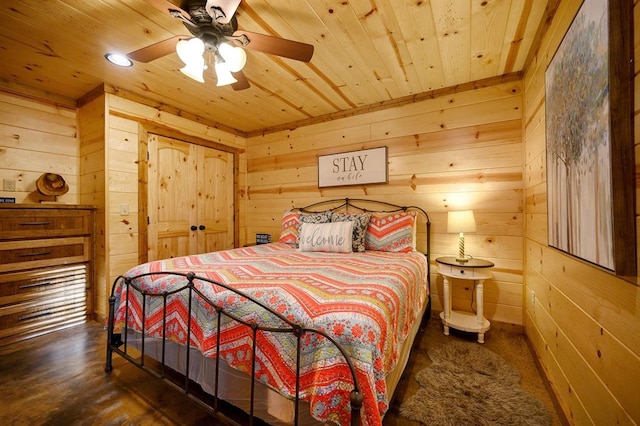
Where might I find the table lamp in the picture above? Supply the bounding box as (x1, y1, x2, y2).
(447, 210, 477, 263)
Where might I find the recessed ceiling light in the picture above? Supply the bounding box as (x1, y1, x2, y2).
(105, 53, 133, 67)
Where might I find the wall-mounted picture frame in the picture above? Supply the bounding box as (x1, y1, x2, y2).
(545, 0, 635, 277)
(318, 146, 388, 188)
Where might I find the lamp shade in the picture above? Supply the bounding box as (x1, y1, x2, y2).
(215, 61, 237, 86)
(218, 42, 246, 73)
(176, 38, 206, 83)
(176, 37, 205, 65)
(179, 58, 206, 83)
(447, 210, 477, 233)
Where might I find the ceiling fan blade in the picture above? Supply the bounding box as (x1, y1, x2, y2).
(143, 0, 190, 20)
(127, 35, 185, 63)
(233, 30, 314, 62)
(206, 0, 241, 24)
(231, 70, 250, 90)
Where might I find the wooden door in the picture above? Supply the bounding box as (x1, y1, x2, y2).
(196, 145, 234, 253)
(148, 135, 234, 260)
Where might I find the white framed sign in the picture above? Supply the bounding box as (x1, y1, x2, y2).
(318, 147, 388, 188)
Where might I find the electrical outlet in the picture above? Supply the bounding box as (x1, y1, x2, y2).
(3, 179, 16, 192)
(119, 204, 130, 216)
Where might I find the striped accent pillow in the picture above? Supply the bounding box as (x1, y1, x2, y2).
(365, 211, 416, 253)
(298, 221, 354, 253)
(278, 211, 300, 245)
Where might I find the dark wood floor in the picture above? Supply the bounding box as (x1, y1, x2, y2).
(0, 318, 565, 425)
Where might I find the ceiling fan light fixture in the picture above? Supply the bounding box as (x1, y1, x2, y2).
(218, 42, 246, 73)
(176, 37, 205, 65)
(180, 60, 206, 83)
(104, 53, 133, 67)
(215, 60, 237, 86)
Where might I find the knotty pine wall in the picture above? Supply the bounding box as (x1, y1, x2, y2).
(0, 91, 78, 204)
(76, 91, 247, 318)
(523, 0, 640, 424)
(0, 86, 249, 320)
(245, 80, 525, 326)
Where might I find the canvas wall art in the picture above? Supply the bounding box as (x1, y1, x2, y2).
(545, 0, 635, 276)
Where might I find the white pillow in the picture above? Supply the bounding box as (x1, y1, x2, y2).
(298, 221, 354, 253)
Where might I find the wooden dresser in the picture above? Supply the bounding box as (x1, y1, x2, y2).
(0, 204, 95, 346)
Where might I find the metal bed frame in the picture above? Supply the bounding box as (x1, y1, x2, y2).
(105, 198, 431, 425)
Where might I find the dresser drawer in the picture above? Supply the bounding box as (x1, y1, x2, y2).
(437, 263, 492, 280)
(0, 209, 92, 240)
(0, 292, 87, 344)
(0, 264, 88, 299)
(0, 237, 91, 273)
(0, 261, 90, 346)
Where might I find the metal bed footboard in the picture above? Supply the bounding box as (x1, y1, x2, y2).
(104, 271, 363, 426)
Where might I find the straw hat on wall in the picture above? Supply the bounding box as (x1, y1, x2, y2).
(36, 173, 69, 196)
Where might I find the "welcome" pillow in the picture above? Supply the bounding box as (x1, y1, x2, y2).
(298, 221, 354, 253)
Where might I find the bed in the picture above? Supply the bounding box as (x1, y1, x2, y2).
(105, 198, 431, 426)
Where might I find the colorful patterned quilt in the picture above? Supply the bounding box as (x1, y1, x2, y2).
(113, 242, 428, 426)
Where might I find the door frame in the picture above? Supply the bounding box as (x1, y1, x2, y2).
(137, 123, 243, 265)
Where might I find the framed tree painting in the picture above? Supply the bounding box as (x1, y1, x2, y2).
(545, 0, 635, 277)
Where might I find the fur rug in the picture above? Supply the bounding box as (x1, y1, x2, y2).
(400, 341, 551, 426)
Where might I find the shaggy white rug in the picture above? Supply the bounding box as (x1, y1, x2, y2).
(400, 341, 551, 426)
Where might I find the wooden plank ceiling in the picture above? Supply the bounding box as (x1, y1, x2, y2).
(0, 0, 553, 136)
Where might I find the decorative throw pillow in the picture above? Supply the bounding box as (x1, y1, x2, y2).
(331, 212, 371, 252)
(300, 211, 332, 225)
(278, 210, 300, 245)
(298, 221, 354, 253)
(365, 211, 417, 253)
(278, 211, 332, 247)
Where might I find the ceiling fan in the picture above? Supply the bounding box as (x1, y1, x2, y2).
(126, 0, 314, 90)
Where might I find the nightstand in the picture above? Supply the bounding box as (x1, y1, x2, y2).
(436, 256, 494, 343)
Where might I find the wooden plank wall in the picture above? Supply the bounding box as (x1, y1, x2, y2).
(104, 111, 140, 320)
(523, 0, 640, 424)
(77, 93, 248, 318)
(245, 80, 525, 326)
(77, 94, 107, 319)
(0, 92, 77, 204)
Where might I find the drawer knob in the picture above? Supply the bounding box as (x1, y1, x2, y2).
(460, 269, 464, 274)
(190, 225, 197, 231)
